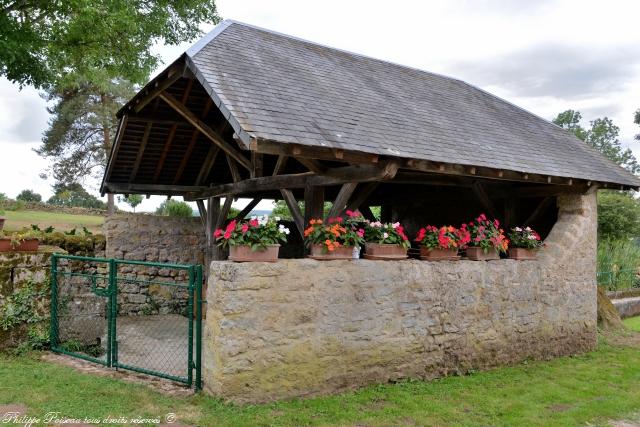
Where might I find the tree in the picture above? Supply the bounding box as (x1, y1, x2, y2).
(634, 109, 640, 141)
(119, 194, 143, 213)
(47, 183, 106, 209)
(16, 189, 42, 202)
(155, 199, 193, 218)
(597, 191, 640, 240)
(271, 200, 334, 220)
(36, 79, 135, 214)
(553, 110, 640, 174)
(0, 1, 221, 88)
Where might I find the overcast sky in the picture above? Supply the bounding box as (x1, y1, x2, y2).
(1, 0, 639, 212)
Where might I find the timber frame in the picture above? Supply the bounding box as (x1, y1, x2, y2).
(101, 53, 635, 263)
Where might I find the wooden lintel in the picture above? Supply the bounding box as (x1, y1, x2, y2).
(327, 182, 358, 218)
(185, 162, 399, 200)
(104, 182, 208, 195)
(280, 189, 304, 237)
(159, 91, 252, 170)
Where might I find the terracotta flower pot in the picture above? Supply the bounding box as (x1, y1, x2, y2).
(364, 243, 408, 260)
(309, 243, 353, 260)
(229, 244, 280, 262)
(466, 246, 499, 261)
(0, 238, 40, 252)
(509, 248, 537, 260)
(0, 218, 5, 230)
(420, 247, 459, 261)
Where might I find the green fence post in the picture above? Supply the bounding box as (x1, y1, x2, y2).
(50, 254, 58, 350)
(195, 264, 203, 391)
(187, 266, 195, 387)
(108, 258, 117, 368)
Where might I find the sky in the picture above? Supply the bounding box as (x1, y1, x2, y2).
(1, 0, 639, 212)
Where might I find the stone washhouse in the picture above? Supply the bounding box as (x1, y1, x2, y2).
(101, 20, 640, 402)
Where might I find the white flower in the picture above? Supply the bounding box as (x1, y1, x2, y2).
(371, 221, 382, 227)
(275, 216, 281, 222)
(383, 232, 389, 239)
(392, 222, 400, 228)
(525, 226, 531, 231)
(528, 235, 536, 240)
(515, 227, 522, 232)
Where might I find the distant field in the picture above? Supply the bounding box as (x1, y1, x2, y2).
(1, 210, 104, 233)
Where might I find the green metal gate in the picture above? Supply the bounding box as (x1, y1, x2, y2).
(50, 254, 203, 389)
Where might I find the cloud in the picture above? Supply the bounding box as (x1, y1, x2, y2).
(0, 78, 49, 143)
(446, 43, 640, 99)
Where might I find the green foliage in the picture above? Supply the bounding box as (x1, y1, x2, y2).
(47, 183, 106, 209)
(40, 231, 104, 256)
(119, 194, 143, 212)
(598, 191, 640, 240)
(597, 239, 640, 290)
(635, 109, 640, 142)
(155, 199, 193, 217)
(59, 339, 105, 358)
(271, 200, 333, 219)
(0, 280, 48, 332)
(553, 110, 640, 174)
(0, 1, 221, 88)
(16, 189, 42, 202)
(4, 199, 25, 211)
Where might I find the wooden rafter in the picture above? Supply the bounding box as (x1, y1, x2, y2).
(158, 91, 252, 170)
(226, 154, 242, 182)
(104, 183, 208, 195)
(327, 183, 358, 218)
(296, 157, 325, 174)
(280, 189, 304, 237)
(251, 138, 379, 164)
(195, 146, 220, 186)
(132, 64, 185, 113)
(346, 182, 379, 212)
(129, 120, 150, 181)
(173, 98, 213, 184)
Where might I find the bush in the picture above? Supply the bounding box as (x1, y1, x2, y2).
(597, 239, 640, 290)
(155, 199, 193, 217)
(598, 191, 640, 240)
(16, 189, 42, 202)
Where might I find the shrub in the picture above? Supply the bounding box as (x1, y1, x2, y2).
(155, 199, 194, 217)
(16, 189, 42, 202)
(597, 239, 640, 290)
(598, 191, 640, 240)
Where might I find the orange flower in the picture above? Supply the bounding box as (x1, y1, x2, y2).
(304, 226, 314, 237)
(316, 219, 323, 224)
(310, 219, 316, 225)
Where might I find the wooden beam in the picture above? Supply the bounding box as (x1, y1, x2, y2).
(104, 115, 128, 183)
(525, 197, 554, 225)
(159, 91, 252, 170)
(104, 182, 209, 195)
(359, 206, 377, 222)
(280, 189, 304, 237)
(232, 198, 262, 221)
(173, 98, 213, 184)
(206, 197, 221, 261)
(304, 185, 324, 225)
(296, 157, 325, 174)
(195, 146, 220, 186)
(132, 65, 184, 113)
(153, 123, 178, 182)
(346, 182, 379, 212)
(130, 121, 151, 181)
(472, 181, 498, 219)
(185, 162, 399, 200)
(272, 155, 288, 176)
(216, 197, 234, 230)
(504, 197, 516, 230)
(226, 154, 242, 182)
(251, 138, 379, 164)
(327, 182, 358, 218)
(251, 152, 264, 178)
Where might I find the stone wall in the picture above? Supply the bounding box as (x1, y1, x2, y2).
(204, 192, 598, 403)
(104, 214, 206, 315)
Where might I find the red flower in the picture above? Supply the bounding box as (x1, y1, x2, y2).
(241, 224, 249, 234)
(213, 229, 223, 238)
(225, 220, 237, 233)
(249, 218, 259, 228)
(223, 230, 232, 239)
(345, 210, 360, 218)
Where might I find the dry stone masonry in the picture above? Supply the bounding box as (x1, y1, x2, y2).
(204, 192, 598, 403)
(105, 214, 206, 315)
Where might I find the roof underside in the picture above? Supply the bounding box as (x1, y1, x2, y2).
(102, 20, 640, 196)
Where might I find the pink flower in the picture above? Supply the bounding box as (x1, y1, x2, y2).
(357, 228, 365, 238)
(214, 229, 223, 238)
(223, 230, 232, 239)
(241, 224, 249, 234)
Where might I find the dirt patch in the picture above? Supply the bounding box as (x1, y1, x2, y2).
(0, 404, 28, 417)
(42, 353, 194, 397)
(547, 403, 573, 413)
(600, 329, 640, 349)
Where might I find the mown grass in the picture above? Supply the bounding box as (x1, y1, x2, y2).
(2, 338, 640, 426)
(624, 316, 640, 332)
(1, 210, 104, 233)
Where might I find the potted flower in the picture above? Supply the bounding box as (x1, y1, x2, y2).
(415, 225, 470, 261)
(363, 221, 410, 259)
(465, 214, 508, 261)
(0, 230, 41, 252)
(214, 216, 289, 262)
(508, 226, 543, 260)
(304, 216, 364, 260)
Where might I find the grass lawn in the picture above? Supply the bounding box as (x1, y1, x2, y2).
(2, 338, 640, 426)
(1, 210, 104, 233)
(623, 316, 640, 332)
